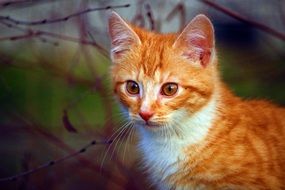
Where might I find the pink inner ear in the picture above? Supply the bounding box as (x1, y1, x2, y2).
(111, 37, 135, 58)
(182, 31, 212, 67)
(112, 49, 130, 59)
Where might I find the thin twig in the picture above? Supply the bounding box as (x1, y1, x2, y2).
(166, 2, 186, 31)
(0, 32, 39, 41)
(144, 3, 155, 31)
(0, 4, 130, 26)
(0, 20, 109, 56)
(0, 0, 49, 8)
(132, 0, 145, 27)
(0, 139, 112, 182)
(200, 0, 285, 41)
(0, 20, 58, 46)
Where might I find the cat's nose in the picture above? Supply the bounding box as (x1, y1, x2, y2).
(139, 111, 154, 122)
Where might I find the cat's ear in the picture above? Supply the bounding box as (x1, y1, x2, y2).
(173, 14, 215, 67)
(108, 11, 141, 61)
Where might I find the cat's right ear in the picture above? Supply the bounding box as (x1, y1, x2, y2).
(173, 14, 215, 67)
(108, 11, 141, 61)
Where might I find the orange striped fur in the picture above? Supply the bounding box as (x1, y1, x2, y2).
(108, 11, 285, 190)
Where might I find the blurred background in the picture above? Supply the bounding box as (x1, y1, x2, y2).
(0, 0, 284, 189)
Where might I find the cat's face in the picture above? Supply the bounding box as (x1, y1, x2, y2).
(109, 12, 217, 131)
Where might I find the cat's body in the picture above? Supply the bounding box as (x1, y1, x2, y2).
(108, 12, 285, 189)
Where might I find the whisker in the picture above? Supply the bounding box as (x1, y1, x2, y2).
(107, 120, 129, 143)
(123, 123, 134, 162)
(167, 124, 174, 139)
(163, 124, 168, 140)
(130, 124, 136, 145)
(100, 121, 131, 170)
(104, 111, 127, 125)
(167, 125, 172, 140)
(169, 121, 180, 138)
(108, 122, 132, 163)
(171, 120, 184, 139)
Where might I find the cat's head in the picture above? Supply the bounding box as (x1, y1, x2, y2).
(108, 11, 218, 132)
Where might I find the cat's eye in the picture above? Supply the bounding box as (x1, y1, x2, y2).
(161, 83, 178, 96)
(126, 80, 140, 95)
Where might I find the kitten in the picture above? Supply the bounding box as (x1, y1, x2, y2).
(108, 11, 285, 190)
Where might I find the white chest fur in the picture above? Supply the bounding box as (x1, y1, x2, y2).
(137, 95, 218, 190)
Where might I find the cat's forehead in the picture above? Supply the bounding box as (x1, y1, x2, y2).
(137, 66, 171, 83)
(135, 33, 177, 78)
(139, 43, 165, 76)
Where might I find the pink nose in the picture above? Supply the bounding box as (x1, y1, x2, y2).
(139, 111, 154, 122)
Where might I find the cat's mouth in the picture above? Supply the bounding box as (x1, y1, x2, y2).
(136, 120, 162, 128)
(145, 121, 160, 128)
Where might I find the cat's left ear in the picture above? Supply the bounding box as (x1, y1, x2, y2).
(108, 11, 141, 61)
(173, 14, 215, 67)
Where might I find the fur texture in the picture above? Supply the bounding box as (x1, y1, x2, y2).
(108, 11, 285, 190)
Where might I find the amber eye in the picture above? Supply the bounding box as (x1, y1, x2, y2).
(126, 80, 140, 95)
(161, 83, 178, 96)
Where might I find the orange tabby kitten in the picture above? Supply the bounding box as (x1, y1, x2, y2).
(108, 11, 285, 190)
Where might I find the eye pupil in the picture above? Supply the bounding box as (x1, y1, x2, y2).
(167, 85, 172, 92)
(132, 84, 137, 90)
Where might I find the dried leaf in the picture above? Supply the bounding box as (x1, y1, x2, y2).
(62, 110, 77, 133)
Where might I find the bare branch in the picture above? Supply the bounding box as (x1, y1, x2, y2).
(0, 32, 39, 41)
(132, 0, 145, 27)
(200, 0, 285, 41)
(166, 2, 186, 31)
(0, 139, 112, 182)
(0, 21, 109, 57)
(0, 0, 50, 8)
(145, 4, 155, 31)
(0, 4, 130, 26)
